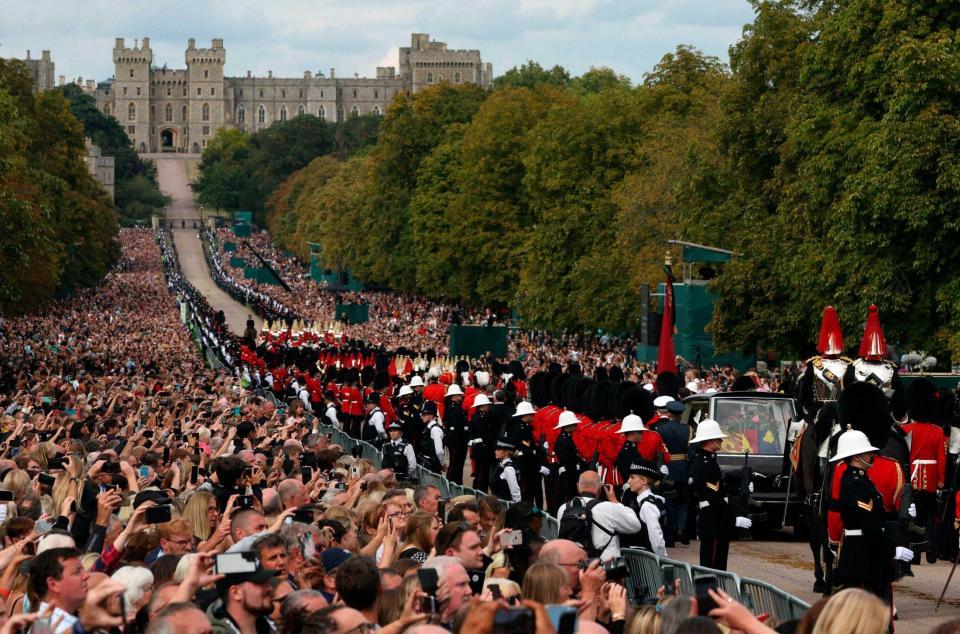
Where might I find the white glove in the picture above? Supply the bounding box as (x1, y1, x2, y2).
(894, 546, 914, 562)
(908, 503, 917, 518)
(688, 477, 694, 485)
(660, 465, 669, 475)
(735, 516, 752, 529)
(748, 482, 754, 494)
(540, 466, 551, 477)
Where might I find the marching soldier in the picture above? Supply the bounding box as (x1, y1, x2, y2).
(469, 394, 494, 492)
(417, 401, 445, 474)
(511, 401, 547, 506)
(831, 428, 914, 605)
(381, 420, 417, 481)
(489, 436, 522, 503)
(690, 419, 752, 570)
(554, 410, 584, 506)
(615, 415, 670, 485)
(902, 378, 947, 564)
(395, 384, 421, 445)
(444, 384, 469, 484)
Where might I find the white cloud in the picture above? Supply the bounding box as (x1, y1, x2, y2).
(0, 0, 755, 84)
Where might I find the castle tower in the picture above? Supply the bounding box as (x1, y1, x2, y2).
(185, 38, 226, 153)
(112, 38, 152, 152)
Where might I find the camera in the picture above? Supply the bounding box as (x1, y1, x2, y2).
(580, 557, 628, 581)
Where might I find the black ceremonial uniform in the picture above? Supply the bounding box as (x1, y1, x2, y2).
(616, 440, 642, 485)
(445, 397, 469, 485)
(834, 465, 897, 602)
(555, 429, 583, 506)
(469, 408, 493, 492)
(658, 418, 691, 545)
(512, 416, 542, 505)
(691, 447, 734, 570)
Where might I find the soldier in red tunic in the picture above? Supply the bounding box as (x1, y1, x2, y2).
(902, 378, 947, 563)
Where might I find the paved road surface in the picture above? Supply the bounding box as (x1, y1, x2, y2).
(666, 534, 960, 632)
(150, 154, 261, 336)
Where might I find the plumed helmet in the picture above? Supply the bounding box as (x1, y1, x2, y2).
(858, 304, 888, 361)
(817, 306, 845, 356)
(837, 381, 891, 448)
(474, 371, 490, 387)
(906, 377, 939, 423)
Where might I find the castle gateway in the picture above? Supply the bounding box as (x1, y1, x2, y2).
(97, 34, 492, 154)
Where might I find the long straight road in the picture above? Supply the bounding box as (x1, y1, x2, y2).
(149, 154, 261, 335)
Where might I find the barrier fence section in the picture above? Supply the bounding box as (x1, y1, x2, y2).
(621, 549, 808, 623)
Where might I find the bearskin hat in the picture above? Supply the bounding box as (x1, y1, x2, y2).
(547, 361, 562, 375)
(656, 371, 681, 399)
(906, 378, 939, 423)
(889, 369, 907, 421)
(456, 359, 470, 374)
(569, 377, 595, 413)
(594, 366, 609, 383)
(617, 386, 655, 422)
(529, 372, 550, 408)
(609, 365, 624, 384)
(731, 375, 757, 392)
(550, 373, 571, 406)
(360, 365, 376, 387)
(814, 402, 838, 447)
(939, 388, 960, 430)
(508, 360, 526, 381)
(373, 370, 391, 392)
(837, 381, 890, 448)
(567, 361, 583, 377)
(592, 381, 614, 421)
(583, 382, 602, 420)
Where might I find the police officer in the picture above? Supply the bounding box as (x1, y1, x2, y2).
(690, 419, 752, 570)
(659, 400, 691, 546)
(417, 401, 445, 474)
(444, 384, 469, 484)
(362, 392, 386, 448)
(831, 429, 914, 604)
(489, 436, 522, 503)
(554, 410, 584, 506)
(469, 394, 494, 492)
(620, 459, 667, 556)
(382, 420, 417, 481)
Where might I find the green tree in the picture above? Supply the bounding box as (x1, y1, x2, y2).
(494, 61, 571, 90)
(572, 67, 632, 94)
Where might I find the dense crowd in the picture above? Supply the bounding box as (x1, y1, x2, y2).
(1, 229, 955, 634)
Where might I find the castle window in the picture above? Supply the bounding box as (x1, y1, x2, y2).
(165, 104, 172, 122)
(454, 72, 461, 83)
(373, 105, 381, 116)
(320, 90, 324, 98)
(182, 105, 187, 121)
(238, 105, 245, 123)
(129, 69, 134, 78)
(211, 87, 215, 95)
(282, 89, 286, 98)
(297, 105, 304, 116)
(258, 105, 265, 123)
(137, 87, 141, 95)
(183, 87, 187, 96)
(259, 89, 263, 97)
(167, 87, 171, 96)
(202, 103, 210, 121)
(427, 72, 433, 84)
(128, 103, 136, 121)
(239, 89, 243, 98)
(438, 75, 443, 82)
(337, 107, 344, 122)
(203, 125, 210, 136)
(280, 106, 287, 122)
(197, 87, 202, 96)
(150, 105, 155, 119)
(127, 125, 135, 134)
(318, 106, 325, 120)
(123, 87, 128, 96)
(299, 89, 303, 98)
(350, 105, 359, 117)
(204, 70, 209, 79)
(353, 89, 357, 98)
(374, 90, 378, 99)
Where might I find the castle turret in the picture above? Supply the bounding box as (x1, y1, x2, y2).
(112, 37, 153, 151)
(185, 38, 226, 152)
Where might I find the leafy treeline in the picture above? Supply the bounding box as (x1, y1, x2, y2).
(269, 0, 960, 360)
(195, 114, 380, 225)
(0, 60, 119, 313)
(56, 84, 169, 226)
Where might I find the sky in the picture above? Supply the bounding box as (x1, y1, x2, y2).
(0, 0, 757, 85)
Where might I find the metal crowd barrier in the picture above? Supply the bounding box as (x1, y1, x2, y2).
(691, 564, 742, 602)
(740, 577, 809, 622)
(620, 549, 808, 622)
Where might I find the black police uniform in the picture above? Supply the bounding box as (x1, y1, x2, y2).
(490, 457, 521, 502)
(382, 438, 411, 477)
(834, 465, 897, 603)
(691, 447, 734, 570)
(418, 419, 444, 473)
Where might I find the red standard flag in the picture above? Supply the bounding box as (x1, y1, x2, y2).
(657, 270, 678, 374)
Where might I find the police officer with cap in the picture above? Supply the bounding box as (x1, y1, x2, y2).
(417, 400, 445, 473)
(690, 419, 752, 570)
(659, 400, 691, 546)
(362, 391, 386, 447)
(490, 435, 522, 503)
(621, 459, 668, 556)
(382, 419, 417, 481)
(832, 428, 913, 604)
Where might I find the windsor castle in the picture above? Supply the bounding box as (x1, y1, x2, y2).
(95, 34, 492, 154)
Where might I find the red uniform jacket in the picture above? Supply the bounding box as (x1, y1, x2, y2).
(422, 384, 446, 419)
(902, 421, 947, 493)
(828, 456, 904, 543)
(534, 405, 563, 449)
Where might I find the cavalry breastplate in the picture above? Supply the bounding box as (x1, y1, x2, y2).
(851, 358, 897, 396)
(809, 356, 851, 401)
